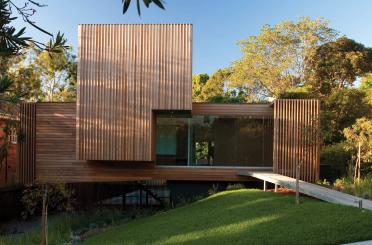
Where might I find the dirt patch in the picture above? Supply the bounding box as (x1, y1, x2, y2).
(267, 187, 295, 194)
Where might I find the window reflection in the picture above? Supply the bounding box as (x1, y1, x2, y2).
(156, 115, 273, 167)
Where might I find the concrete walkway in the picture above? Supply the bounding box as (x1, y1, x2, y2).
(342, 241, 372, 245)
(237, 171, 372, 211)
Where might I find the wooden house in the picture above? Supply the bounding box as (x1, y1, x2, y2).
(15, 24, 320, 185)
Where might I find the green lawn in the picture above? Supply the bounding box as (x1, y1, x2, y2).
(83, 189, 372, 245)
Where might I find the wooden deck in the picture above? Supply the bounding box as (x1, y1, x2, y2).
(237, 171, 372, 211)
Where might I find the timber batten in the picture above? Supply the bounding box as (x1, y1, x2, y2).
(191, 103, 273, 117)
(17, 103, 36, 185)
(33, 103, 266, 183)
(273, 99, 320, 182)
(16, 100, 321, 184)
(77, 24, 192, 161)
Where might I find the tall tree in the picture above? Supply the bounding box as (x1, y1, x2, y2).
(192, 73, 209, 102)
(360, 73, 372, 90)
(192, 69, 251, 103)
(305, 37, 372, 95)
(229, 17, 337, 98)
(198, 69, 228, 102)
(0, 0, 68, 174)
(321, 88, 371, 144)
(32, 45, 76, 102)
(343, 118, 372, 180)
(8, 61, 41, 100)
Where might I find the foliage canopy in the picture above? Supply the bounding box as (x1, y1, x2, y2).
(229, 17, 337, 98)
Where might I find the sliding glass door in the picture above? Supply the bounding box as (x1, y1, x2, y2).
(156, 114, 273, 167)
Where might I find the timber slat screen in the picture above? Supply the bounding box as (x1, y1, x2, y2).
(77, 24, 192, 161)
(17, 103, 36, 184)
(273, 99, 320, 182)
(31, 103, 255, 183)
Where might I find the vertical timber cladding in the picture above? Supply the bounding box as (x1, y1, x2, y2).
(273, 99, 320, 182)
(77, 24, 192, 161)
(17, 103, 36, 184)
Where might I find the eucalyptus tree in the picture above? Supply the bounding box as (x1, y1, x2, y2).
(229, 17, 337, 98)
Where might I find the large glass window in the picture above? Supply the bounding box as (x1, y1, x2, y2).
(156, 115, 273, 167)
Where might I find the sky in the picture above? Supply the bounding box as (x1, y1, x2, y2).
(13, 0, 372, 75)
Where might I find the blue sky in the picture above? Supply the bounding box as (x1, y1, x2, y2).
(13, 0, 372, 75)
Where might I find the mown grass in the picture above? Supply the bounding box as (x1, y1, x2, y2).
(83, 189, 372, 245)
(0, 207, 154, 245)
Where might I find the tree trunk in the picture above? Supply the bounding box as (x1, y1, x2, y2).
(41, 185, 48, 245)
(354, 158, 358, 181)
(295, 162, 300, 205)
(357, 141, 361, 181)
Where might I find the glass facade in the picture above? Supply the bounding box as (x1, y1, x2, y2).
(156, 115, 273, 167)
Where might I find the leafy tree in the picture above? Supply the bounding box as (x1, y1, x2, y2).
(305, 37, 372, 95)
(198, 69, 228, 102)
(0, 0, 67, 56)
(206, 94, 247, 103)
(32, 45, 76, 102)
(229, 17, 337, 98)
(360, 73, 372, 107)
(1, 0, 69, 103)
(0, 0, 68, 178)
(343, 117, 372, 180)
(321, 88, 371, 144)
(360, 73, 372, 90)
(320, 142, 351, 180)
(122, 0, 165, 15)
(9, 62, 41, 100)
(279, 86, 315, 99)
(192, 73, 209, 101)
(192, 69, 252, 103)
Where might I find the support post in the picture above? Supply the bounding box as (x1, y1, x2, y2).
(146, 189, 149, 206)
(274, 184, 278, 193)
(296, 162, 300, 205)
(122, 192, 126, 210)
(139, 188, 142, 206)
(263, 180, 267, 192)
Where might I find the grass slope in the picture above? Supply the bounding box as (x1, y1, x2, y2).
(83, 189, 372, 245)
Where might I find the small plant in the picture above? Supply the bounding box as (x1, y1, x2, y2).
(320, 142, 351, 179)
(226, 183, 246, 191)
(316, 179, 331, 186)
(0, 207, 157, 245)
(208, 183, 219, 195)
(21, 184, 74, 220)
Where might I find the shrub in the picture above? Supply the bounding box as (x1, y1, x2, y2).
(0, 207, 152, 245)
(279, 87, 314, 99)
(320, 142, 351, 179)
(21, 184, 74, 219)
(226, 183, 246, 191)
(333, 175, 372, 199)
(321, 88, 371, 144)
(361, 162, 372, 176)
